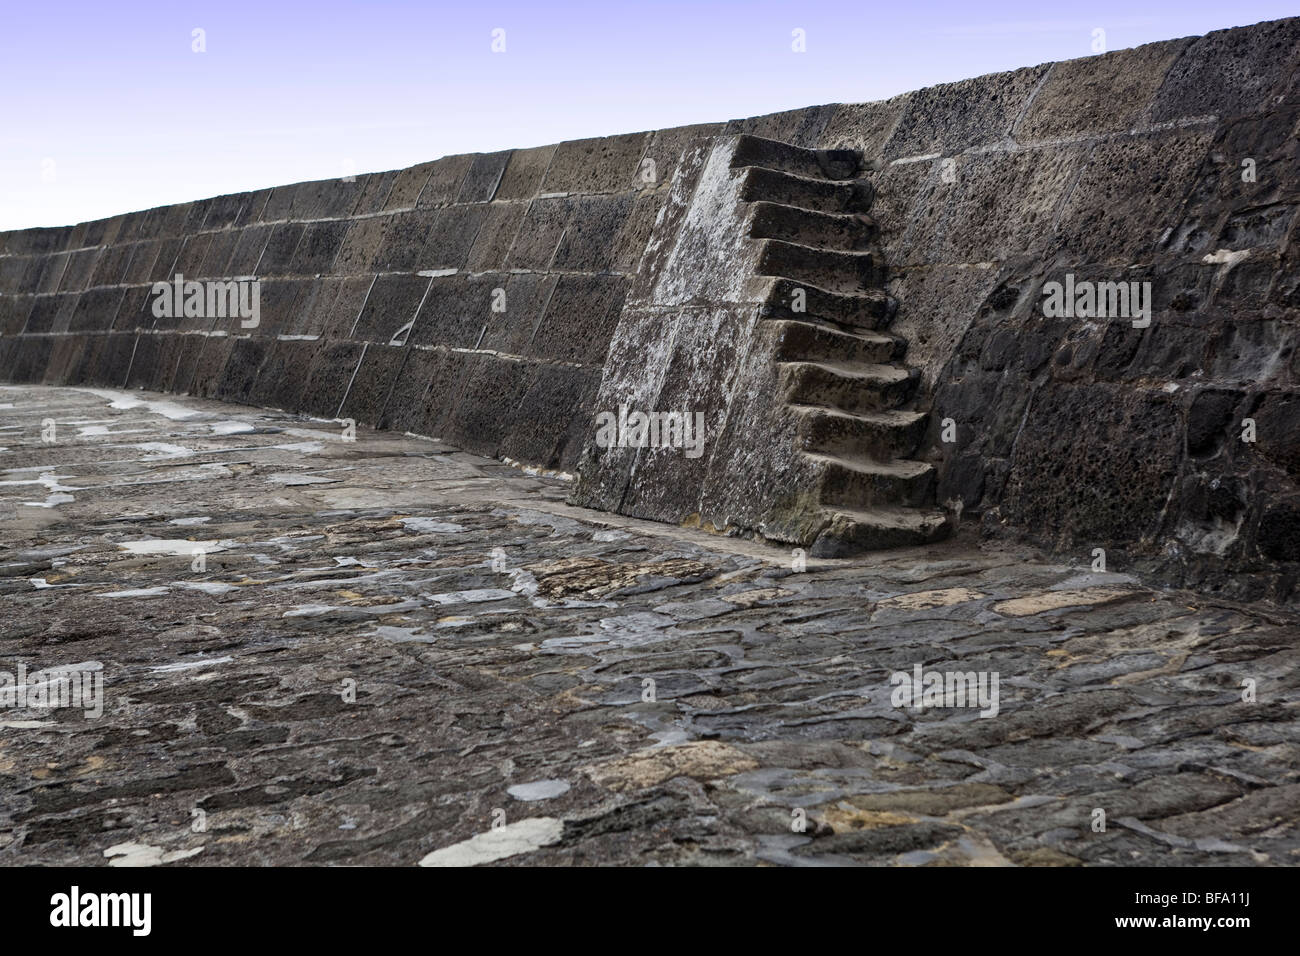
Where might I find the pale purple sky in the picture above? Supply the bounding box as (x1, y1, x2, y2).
(3, 0, 1295, 229)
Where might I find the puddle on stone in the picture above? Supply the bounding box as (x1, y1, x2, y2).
(210, 421, 257, 435)
(98, 586, 170, 598)
(266, 473, 340, 486)
(23, 492, 75, 508)
(175, 581, 238, 595)
(149, 656, 234, 673)
(507, 779, 571, 801)
(372, 625, 435, 644)
(272, 441, 325, 454)
(131, 442, 195, 459)
(425, 588, 517, 605)
(400, 517, 466, 533)
(418, 817, 563, 867)
(117, 539, 229, 556)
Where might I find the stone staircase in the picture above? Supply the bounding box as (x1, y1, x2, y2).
(731, 135, 953, 556)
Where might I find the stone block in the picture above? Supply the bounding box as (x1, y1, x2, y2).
(377, 346, 455, 435)
(419, 204, 489, 272)
(352, 274, 429, 344)
(333, 216, 388, 275)
(125, 332, 164, 389)
(541, 132, 650, 194)
(820, 96, 909, 158)
(247, 337, 320, 411)
(299, 340, 365, 418)
(494, 144, 556, 200)
(122, 239, 174, 283)
(315, 275, 374, 339)
(442, 352, 532, 457)
(382, 163, 433, 211)
(1149, 17, 1300, 123)
(289, 220, 349, 275)
(86, 244, 130, 288)
(339, 342, 409, 427)
(465, 202, 527, 271)
(114, 285, 153, 333)
(1017, 39, 1189, 142)
(289, 177, 369, 219)
(551, 195, 634, 272)
(1051, 128, 1214, 263)
(0, 293, 33, 335)
(477, 273, 556, 355)
(640, 123, 726, 187)
(408, 273, 495, 350)
(203, 192, 248, 230)
(499, 363, 601, 470)
(372, 209, 437, 272)
(173, 233, 214, 278)
(504, 197, 572, 270)
(256, 223, 307, 276)
(882, 66, 1049, 160)
(42, 335, 88, 386)
(528, 274, 626, 365)
(350, 172, 397, 216)
(726, 105, 838, 148)
(922, 144, 1087, 265)
(68, 286, 125, 333)
(214, 335, 272, 403)
(233, 189, 273, 226)
(197, 230, 240, 277)
(1002, 383, 1183, 544)
(415, 154, 475, 208)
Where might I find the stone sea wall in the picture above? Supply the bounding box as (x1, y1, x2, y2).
(0, 127, 720, 468)
(3, 16, 1298, 598)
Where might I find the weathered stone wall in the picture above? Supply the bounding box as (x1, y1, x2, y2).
(805, 18, 1300, 600)
(3, 16, 1298, 598)
(0, 128, 719, 469)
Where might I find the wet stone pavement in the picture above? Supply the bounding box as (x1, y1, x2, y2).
(0, 384, 1297, 867)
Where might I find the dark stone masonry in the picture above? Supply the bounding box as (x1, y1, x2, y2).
(1, 17, 1297, 867)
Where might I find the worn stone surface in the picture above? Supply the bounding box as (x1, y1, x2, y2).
(2, 16, 1299, 599)
(1, 385, 1297, 867)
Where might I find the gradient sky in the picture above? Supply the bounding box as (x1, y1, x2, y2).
(4, 0, 1295, 230)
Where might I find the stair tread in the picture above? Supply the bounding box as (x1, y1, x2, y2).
(820, 505, 951, 529)
(754, 275, 892, 305)
(788, 404, 926, 425)
(730, 136, 863, 180)
(774, 320, 897, 347)
(747, 200, 870, 226)
(739, 164, 856, 188)
(826, 504, 951, 528)
(759, 237, 876, 260)
(805, 452, 934, 478)
(781, 359, 912, 381)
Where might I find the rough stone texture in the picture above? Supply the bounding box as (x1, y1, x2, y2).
(2, 386, 1297, 867)
(3, 17, 1299, 597)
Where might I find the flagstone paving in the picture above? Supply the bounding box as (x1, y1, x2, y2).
(0, 385, 1296, 866)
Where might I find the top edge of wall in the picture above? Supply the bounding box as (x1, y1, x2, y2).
(7, 15, 1298, 237)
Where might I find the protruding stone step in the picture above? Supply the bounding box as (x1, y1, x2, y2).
(780, 361, 919, 414)
(809, 506, 953, 557)
(773, 320, 902, 364)
(730, 135, 862, 180)
(790, 404, 928, 459)
(809, 453, 937, 508)
(746, 201, 875, 251)
(739, 167, 874, 215)
(755, 239, 882, 295)
(755, 277, 897, 331)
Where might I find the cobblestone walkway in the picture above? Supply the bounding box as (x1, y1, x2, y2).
(1, 385, 1296, 866)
